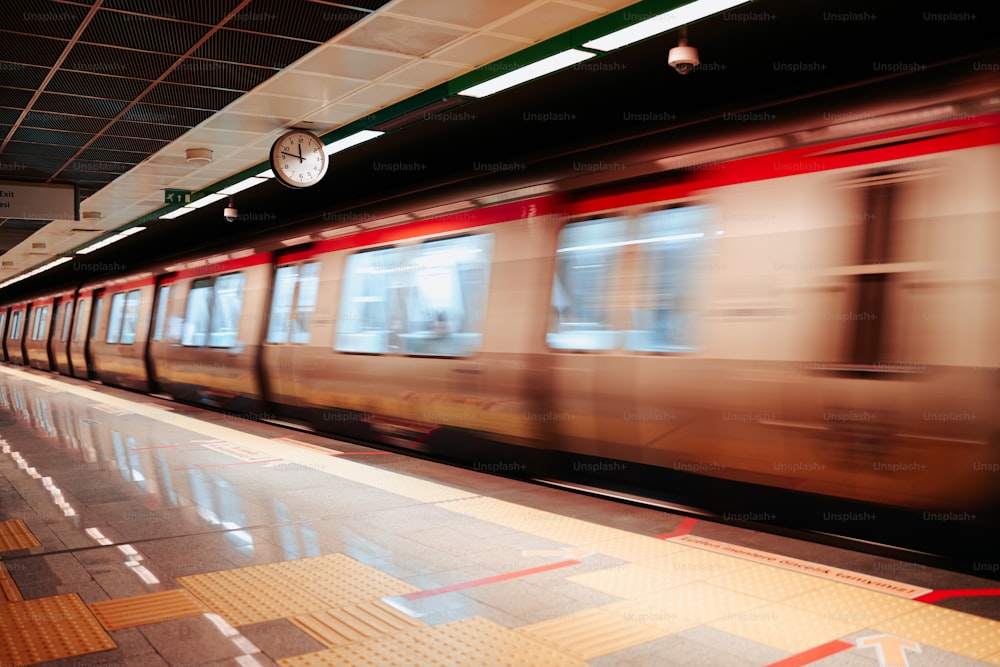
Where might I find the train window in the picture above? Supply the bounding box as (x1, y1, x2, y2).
(0, 312, 5, 338)
(10, 311, 22, 340)
(548, 217, 628, 350)
(30, 306, 48, 341)
(120, 290, 141, 345)
(90, 297, 103, 340)
(153, 285, 169, 341)
(73, 299, 89, 342)
(335, 235, 494, 356)
(625, 207, 706, 352)
(291, 262, 320, 344)
(182, 278, 213, 346)
(335, 247, 395, 353)
(266, 265, 298, 344)
(209, 273, 245, 348)
(60, 302, 73, 342)
(106, 292, 126, 343)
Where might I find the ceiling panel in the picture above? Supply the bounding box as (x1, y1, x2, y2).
(192, 30, 317, 69)
(164, 59, 275, 90)
(101, 0, 244, 25)
(4, 0, 90, 38)
(46, 70, 151, 101)
(80, 10, 210, 55)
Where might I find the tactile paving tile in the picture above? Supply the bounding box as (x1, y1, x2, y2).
(603, 581, 770, 626)
(0, 519, 41, 551)
(706, 601, 866, 653)
(179, 565, 329, 626)
(397, 615, 593, 666)
(264, 554, 420, 608)
(583, 533, 690, 562)
(873, 605, 1000, 659)
(0, 562, 23, 603)
(333, 465, 476, 503)
(89, 588, 208, 630)
(280, 615, 592, 667)
(784, 582, 925, 628)
(568, 561, 691, 599)
(701, 561, 837, 602)
(518, 607, 672, 659)
(290, 600, 425, 647)
(0, 593, 116, 665)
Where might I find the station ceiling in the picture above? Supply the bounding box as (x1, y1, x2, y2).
(0, 0, 997, 299)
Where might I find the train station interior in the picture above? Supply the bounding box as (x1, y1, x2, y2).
(2, 0, 999, 665)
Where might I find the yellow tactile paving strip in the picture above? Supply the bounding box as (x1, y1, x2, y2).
(0, 519, 41, 551)
(89, 588, 208, 630)
(0, 562, 23, 603)
(519, 607, 671, 660)
(604, 581, 770, 626)
(279, 616, 592, 667)
(784, 582, 927, 627)
(179, 554, 419, 627)
(0, 593, 116, 665)
(702, 562, 839, 602)
(873, 604, 1000, 659)
(290, 600, 425, 647)
(267, 554, 421, 608)
(567, 561, 692, 598)
(707, 601, 867, 653)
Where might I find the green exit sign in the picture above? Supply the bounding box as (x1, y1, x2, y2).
(164, 190, 191, 204)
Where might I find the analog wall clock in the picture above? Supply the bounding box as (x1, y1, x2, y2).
(269, 129, 328, 188)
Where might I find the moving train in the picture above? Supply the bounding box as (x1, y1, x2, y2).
(2, 92, 999, 521)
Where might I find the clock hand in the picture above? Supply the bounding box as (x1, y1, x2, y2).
(297, 143, 303, 161)
(281, 151, 303, 161)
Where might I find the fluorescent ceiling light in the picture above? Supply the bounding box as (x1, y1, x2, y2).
(219, 176, 267, 195)
(458, 49, 596, 98)
(256, 168, 275, 178)
(0, 256, 76, 288)
(159, 207, 194, 220)
(583, 0, 750, 52)
(76, 226, 146, 255)
(324, 130, 384, 156)
(185, 193, 227, 209)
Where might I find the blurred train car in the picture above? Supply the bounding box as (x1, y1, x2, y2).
(2, 99, 998, 520)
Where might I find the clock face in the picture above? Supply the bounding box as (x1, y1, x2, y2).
(269, 130, 328, 188)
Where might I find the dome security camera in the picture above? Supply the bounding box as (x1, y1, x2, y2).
(668, 39, 699, 75)
(669, 27, 699, 75)
(224, 198, 238, 222)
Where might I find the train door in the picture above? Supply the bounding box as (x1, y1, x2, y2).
(145, 274, 175, 395)
(84, 288, 105, 380)
(0, 307, 8, 362)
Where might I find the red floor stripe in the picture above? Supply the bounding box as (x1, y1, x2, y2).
(765, 639, 853, 667)
(402, 560, 580, 601)
(656, 516, 698, 539)
(915, 588, 1000, 603)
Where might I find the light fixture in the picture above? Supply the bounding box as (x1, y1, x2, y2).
(159, 207, 194, 220)
(186, 147, 214, 164)
(185, 192, 227, 209)
(323, 130, 384, 156)
(582, 0, 750, 52)
(76, 227, 146, 254)
(458, 49, 596, 98)
(81, 211, 102, 220)
(219, 176, 267, 195)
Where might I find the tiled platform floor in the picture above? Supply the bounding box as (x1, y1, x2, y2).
(0, 365, 998, 666)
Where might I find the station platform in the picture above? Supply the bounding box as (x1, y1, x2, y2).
(0, 365, 998, 667)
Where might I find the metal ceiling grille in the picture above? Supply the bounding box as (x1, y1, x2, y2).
(0, 0, 390, 254)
